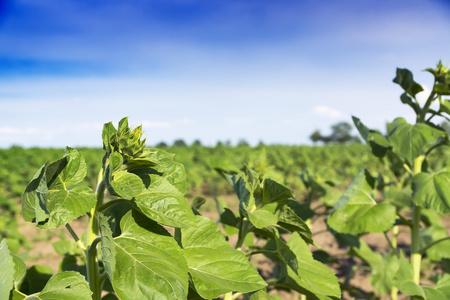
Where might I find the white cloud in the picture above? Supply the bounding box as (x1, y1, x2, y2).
(0, 126, 39, 135)
(312, 106, 344, 118)
(224, 117, 256, 125)
(141, 121, 171, 129)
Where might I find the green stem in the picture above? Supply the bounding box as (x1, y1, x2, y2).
(410, 155, 425, 286)
(245, 249, 274, 257)
(86, 243, 101, 300)
(411, 205, 422, 285)
(391, 286, 398, 300)
(235, 217, 251, 251)
(418, 82, 436, 123)
(65, 223, 86, 252)
(384, 232, 395, 252)
(86, 178, 106, 300)
(392, 225, 399, 249)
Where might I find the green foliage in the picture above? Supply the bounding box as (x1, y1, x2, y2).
(328, 62, 450, 299)
(5, 117, 281, 300)
(216, 166, 341, 299)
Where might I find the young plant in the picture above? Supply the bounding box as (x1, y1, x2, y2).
(2, 117, 268, 300)
(327, 62, 450, 299)
(214, 166, 341, 299)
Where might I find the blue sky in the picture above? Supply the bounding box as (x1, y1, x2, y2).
(1, 0, 449, 147)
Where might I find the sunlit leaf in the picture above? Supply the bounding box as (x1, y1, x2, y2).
(328, 169, 396, 234)
(181, 216, 266, 298)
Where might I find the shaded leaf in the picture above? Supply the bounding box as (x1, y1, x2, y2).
(412, 170, 450, 214)
(22, 148, 96, 229)
(276, 205, 313, 244)
(262, 178, 294, 204)
(20, 271, 92, 300)
(393, 68, 424, 97)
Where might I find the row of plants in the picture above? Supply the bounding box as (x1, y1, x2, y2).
(1, 62, 449, 299)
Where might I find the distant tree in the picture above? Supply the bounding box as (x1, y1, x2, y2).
(310, 130, 322, 144)
(155, 141, 168, 148)
(192, 139, 202, 147)
(309, 121, 360, 144)
(173, 139, 187, 147)
(237, 139, 250, 147)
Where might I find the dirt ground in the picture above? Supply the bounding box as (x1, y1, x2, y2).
(17, 194, 450, 300)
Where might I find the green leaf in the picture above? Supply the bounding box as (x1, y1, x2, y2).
(102, 122, 118, 152)
(387, 118, 445, 165)
(110, 171, 145, 199)
(249, 289, 281, 299)
(349, 243, 401, 297)
(248, 209, 278, 229)
(191, 196, 206, 210)
(20, 265, 53, 294)
(439, 98, 450, 115)
(384, 186, 412, 209)
(134, 175, 196, 228)
(22, 148, 96, 229)
(161, 162, 188, 195)
(412, 170, 450, 214)
(327, 169, 396, 234)
(22, 163, 50, 224)
(111, 210, 189, 300)
(352, 116, 391, 157)
(52, 240, 83, 256)
(393, 252, 425, 298)
(393, 68, 424, 97)
(423, 287, 447, 300)
(436, 274, 450, 297)
(420, 224, 450, 261)
(0, 239, 15, 300)
(285, 232, 341, 299)
(220, 208, 239, 227)
(11, 254, 26, 288)
(400, 93, 421, 115)
(21, 271, 92, 299)
(181, 216, 266, 299)
(349, 240, 383, 268)
(262, 178, 294, 204)
(98, 213, 116, 282)
(276, 205, 313, 244)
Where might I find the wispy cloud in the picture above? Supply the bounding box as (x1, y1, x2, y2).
(312, 106, 344, 118)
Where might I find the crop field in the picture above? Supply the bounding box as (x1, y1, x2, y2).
(1, 64, 450, 299)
